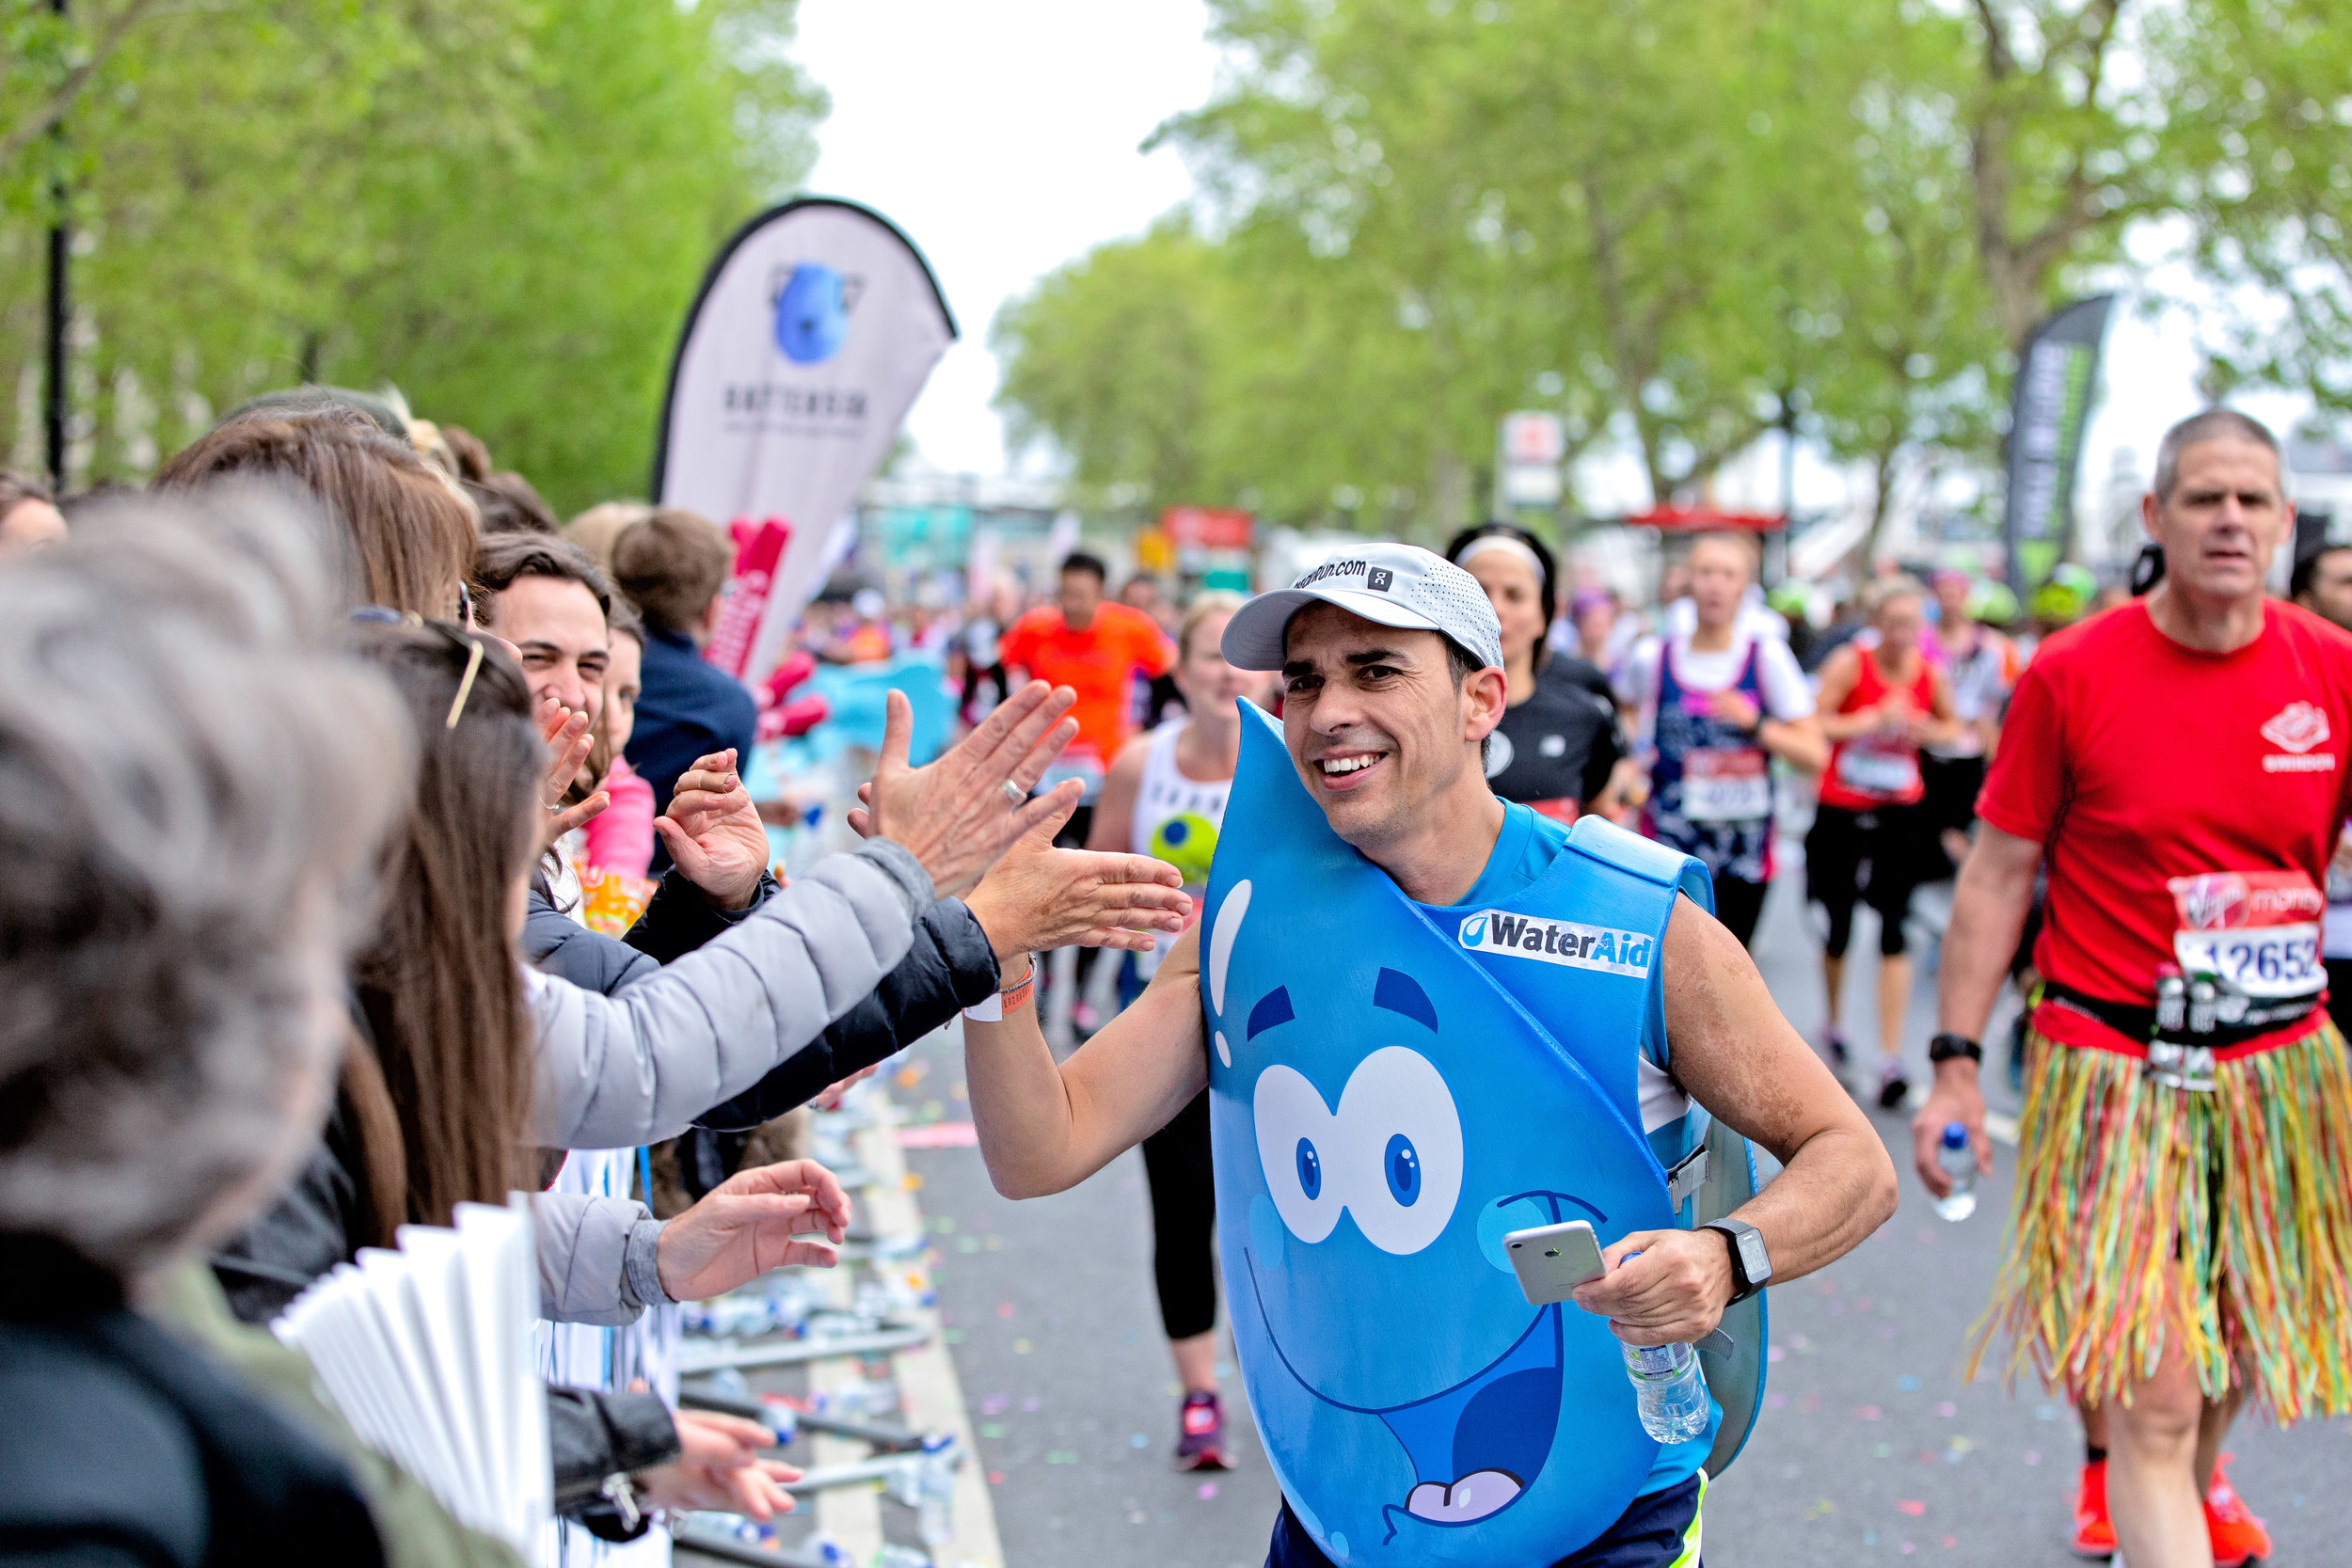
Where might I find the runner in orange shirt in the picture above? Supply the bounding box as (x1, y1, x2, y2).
(998, 551, 1176, 846)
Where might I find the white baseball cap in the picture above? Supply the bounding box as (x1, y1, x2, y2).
(1221, 543, 1504, 673)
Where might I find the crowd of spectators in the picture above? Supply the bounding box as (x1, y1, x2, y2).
(0, 396, 1194, 1565)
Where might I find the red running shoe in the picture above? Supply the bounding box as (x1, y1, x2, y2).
(1175, 1390, 1230, 1470)
(2070, 1458, 2115, 1559)
(2205, 1453, 2271, 1567)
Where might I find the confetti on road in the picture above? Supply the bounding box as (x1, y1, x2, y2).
(979, 1423, 1005, 1439)
(988, 1471, 1005, 1486)
(982, 1395, 1009, 1415)
(1897, 1499, 1927, 1516)
(1013, 1338, 1033, 1354)
(1022, 1397, 1041, 1412)
(2024, 1450, 2042, 1465)
(1130, 1433, 1150, 1449)
(1934, 1401, 1957, 1417)
(1805, 1499, 1834, 1519)
(1855, 1404, 1883, 1420)
(1046, 1450, 1078, 1465)
(1197, 1482, 1218, 1501)
(1897, 1375, 1922, 1391)
(997, 1302, 1014, 1318)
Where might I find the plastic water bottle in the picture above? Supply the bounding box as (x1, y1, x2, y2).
(870, 1547, 931, 1568)
(1622, 1341, 1708, 1442)
(1934, 1121, 1978, 1222)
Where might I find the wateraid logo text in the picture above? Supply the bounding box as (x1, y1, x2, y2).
(1457, 911, 1654, 978)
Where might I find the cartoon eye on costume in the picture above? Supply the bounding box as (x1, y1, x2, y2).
(1334, 1047, 1464, 1255)
(1254, 1064, 1343, 1243)
(1383, 1133, 1421, 1205)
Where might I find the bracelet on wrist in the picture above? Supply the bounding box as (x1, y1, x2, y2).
(964, 955, 1035, 1022)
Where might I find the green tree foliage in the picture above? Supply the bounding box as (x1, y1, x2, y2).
(993, 0, 2352, 538)
(1, 0, 823, 511)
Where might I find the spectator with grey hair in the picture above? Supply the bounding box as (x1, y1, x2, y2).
(0, 493, 530, 1566)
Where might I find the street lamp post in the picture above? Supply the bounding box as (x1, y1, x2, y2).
(44, 0, 71, 492)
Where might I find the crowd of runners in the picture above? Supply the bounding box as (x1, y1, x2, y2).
(3, 399, 2348, 1568)
(946, 405, 2352, 1568)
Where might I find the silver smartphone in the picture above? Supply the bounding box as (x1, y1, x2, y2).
(1502, 1219, 1607, 1306)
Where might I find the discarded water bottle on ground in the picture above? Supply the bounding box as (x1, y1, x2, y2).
(1934, 1121, 1978, 1222)
(870, 1546, 930, 1568)
(1621, 1340, 1708, 1442)
(887, 1437, 958, 1547)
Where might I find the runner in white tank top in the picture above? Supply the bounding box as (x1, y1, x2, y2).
(1129, 718, 1232, 977)
(1088, 592, 1266, 1469)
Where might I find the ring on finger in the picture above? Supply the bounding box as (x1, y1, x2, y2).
(1001, 779, 1026, 805)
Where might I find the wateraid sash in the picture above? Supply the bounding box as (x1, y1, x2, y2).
(1200, 704, 1763, 1566)
(1452, 818, 1770, 1483)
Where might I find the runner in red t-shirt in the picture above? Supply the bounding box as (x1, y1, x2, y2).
(1919, 410, 2352, 1568)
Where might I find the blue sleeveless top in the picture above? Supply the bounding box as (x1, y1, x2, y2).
(1202, 705, 1756, 1566)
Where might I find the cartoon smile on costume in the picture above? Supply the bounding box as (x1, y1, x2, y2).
(1203, 705, 1679, 1566)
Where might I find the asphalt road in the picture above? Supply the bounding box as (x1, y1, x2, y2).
(831, 866, 2352, 1565)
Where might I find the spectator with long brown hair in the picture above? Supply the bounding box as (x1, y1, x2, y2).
(153, 407, 477, 621)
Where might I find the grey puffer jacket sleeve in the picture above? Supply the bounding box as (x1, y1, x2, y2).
(531, 1191, 669, 1327)
(528, 840, 933, 1149)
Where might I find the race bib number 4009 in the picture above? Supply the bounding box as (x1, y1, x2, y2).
(2168, 869, 2325, 1000)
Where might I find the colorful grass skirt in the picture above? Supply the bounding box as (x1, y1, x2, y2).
(1969, 1009, 2352, 1419)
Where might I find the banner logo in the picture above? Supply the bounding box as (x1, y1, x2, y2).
(771, 263, 861, 365)
(1456, 910, 1653, 977)
(1367, 567, 1394, 593)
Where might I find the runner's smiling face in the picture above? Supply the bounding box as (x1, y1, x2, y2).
(1279, 603, 1499, 854)
(2145, 438, 2290, 604)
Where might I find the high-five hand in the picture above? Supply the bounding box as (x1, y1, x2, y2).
(536, 695, 605, 844)
(658, 748, 768, 910)
(863, 681, 1085, 898)
(655, 1158, 853, 1302)
(964, 795, 1192, 957)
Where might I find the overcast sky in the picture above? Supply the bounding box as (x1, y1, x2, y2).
(790, 2, 2309, 525)
(793, 0, 1217, 478)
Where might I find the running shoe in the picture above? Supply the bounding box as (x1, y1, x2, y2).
(1175, 1390, 1230, 1470)
(1821, 1026, 1851, 1067)
(2205, 1453, 2270, 1566)
(2070, 1457, 2115, 1559)
(1876, 1057, 1910, 1110)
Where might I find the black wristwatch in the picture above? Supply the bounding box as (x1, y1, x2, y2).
(1701, 1217, 1772, 1305)
(1928, 1033, 1983, 1066)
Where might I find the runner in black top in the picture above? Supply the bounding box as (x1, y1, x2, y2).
(1446, 523, 1627, 822)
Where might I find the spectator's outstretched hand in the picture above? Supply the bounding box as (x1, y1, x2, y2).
(633, 1411, 798, 1520)
(657, 748, 767, 910)
(656, 1158, 852, 1302)
(863, 681, 1083, 897)
(536, 695, 606, 844)
(964, 794, 1190, 958)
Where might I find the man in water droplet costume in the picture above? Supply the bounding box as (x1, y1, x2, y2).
(961, 545, 1896, 1565)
